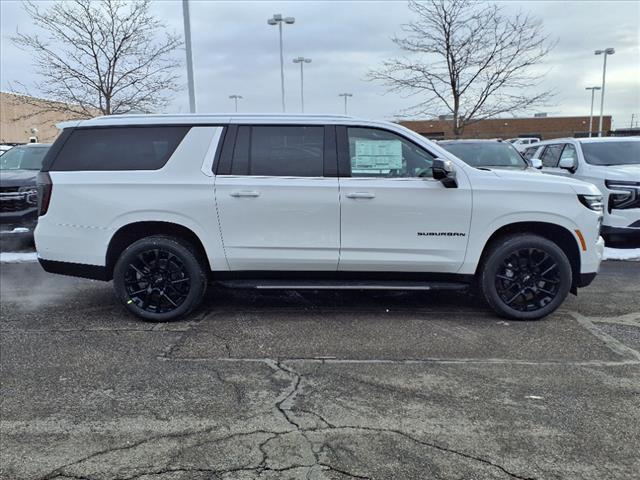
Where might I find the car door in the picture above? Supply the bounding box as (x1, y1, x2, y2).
(214, 124, 340, 271)
(337, 126, 472, 273)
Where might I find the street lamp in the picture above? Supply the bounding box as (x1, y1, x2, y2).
(585, 87, 601, 137)
(268, 14, 295, 112)
(338, 93, 353, 115)
(292, 57, 311, 113)
(182, 0, 196, 113)
(594, 48, 615, 137)
(229, 95, 243, 113)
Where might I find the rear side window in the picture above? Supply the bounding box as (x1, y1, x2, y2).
(540, 144, 563, 167)
(50, 126, 190, 171)
(231, 126, 324, 176)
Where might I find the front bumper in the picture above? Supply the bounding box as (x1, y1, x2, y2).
(601, 225, 640, 245)
(0, 207, 38, 236)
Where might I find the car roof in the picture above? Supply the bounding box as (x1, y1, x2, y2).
(439, 139, 506, 144)
(59, 113, 363, 129)
(534, 137, 640, 145)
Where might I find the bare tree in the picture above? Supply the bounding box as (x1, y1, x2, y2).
(370, 0, 555, 136)
(11, 0, 183, 118)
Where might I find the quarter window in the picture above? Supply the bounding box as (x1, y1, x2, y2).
(540, 144, 563, 167)
(346, 128, 435, 178)
(231, 126, 324, 176)
(51, 126, 190, 171)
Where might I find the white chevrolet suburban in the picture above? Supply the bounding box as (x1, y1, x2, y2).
(35, 114, 604, 322)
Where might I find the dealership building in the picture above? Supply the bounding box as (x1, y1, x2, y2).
(399, 115, 613, 141)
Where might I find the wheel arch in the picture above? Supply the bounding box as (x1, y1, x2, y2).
(105, 221, 211, 280)
(476, 221, 581, 294)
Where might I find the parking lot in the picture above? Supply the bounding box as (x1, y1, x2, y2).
(0, 255, 638, 480)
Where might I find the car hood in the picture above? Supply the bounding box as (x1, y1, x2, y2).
(490, 168, 600, 195)
(0, 169, 38, 187)
(589, 163, 640, 181)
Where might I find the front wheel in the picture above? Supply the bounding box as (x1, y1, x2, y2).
(479, 234, 572, 320)
(113, 235, 207, 322)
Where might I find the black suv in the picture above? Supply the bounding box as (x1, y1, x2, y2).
(0, 143, 51, 238)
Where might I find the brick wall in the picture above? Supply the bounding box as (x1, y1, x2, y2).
(399, 116, 613, 140)
(0, 92, 94, 144)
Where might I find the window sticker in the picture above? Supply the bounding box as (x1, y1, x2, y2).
(353, 140, 403, 171)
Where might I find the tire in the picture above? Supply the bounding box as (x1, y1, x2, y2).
(479, 234, 572, 320)
(113, 235, 207, 322)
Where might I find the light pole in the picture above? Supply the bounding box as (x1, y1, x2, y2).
(182, 0, 196, 113)
(595, 48, 615, 137)
(292, 57, 311, 113)
(267, 14, 295, 112)
(585, 86, 601, 137)
(229, 95, 243, 112)
(338, 93, 353, 115)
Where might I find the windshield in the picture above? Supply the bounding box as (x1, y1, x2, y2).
(441, 142, 528, 169)
(581, 141, 640, 166)
(0, 146, 49, 171)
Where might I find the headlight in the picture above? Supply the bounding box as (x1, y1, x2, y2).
(578, 194, 604, 212)
(605, 180, 640, 211)
(18, 186, 38, 205)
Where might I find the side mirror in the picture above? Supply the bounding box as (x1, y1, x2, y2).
(432, 159, 458, 188)
(531, 158, 542, 169)
(558, 157, 577, 171)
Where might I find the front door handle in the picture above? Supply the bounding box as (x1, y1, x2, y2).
(345, 192, 375, 199)
(230, 190, 260, 198)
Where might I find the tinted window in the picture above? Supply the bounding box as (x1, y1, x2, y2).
(540, 144, 563, 167)
(246, 126, 324, 176)
(51, 126, 190, 171)
(0, 146, 49, 171)
(441, 142, 526, 168)
(347, 128, 435, 178)
(582, 141, 640, 166)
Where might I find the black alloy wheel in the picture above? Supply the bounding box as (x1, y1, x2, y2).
(113, 235, 207, 322)
(495, 247, 560, 312)
(124, 248, 191, 314)
(480, 234, 572, 320)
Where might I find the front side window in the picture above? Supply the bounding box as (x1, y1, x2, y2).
(50, 126, 190, 171)
(523, 147, 539, 160)
(560, 144, 578, 162)
(540, 144, 563, 167)
(0, 146, 49, 171)
(232, 126, 324, 176)
(347, 128, 435, 178)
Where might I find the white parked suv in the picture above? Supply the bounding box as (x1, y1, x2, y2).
(523, 137, 640, 244)
(35, 114, 604, 322)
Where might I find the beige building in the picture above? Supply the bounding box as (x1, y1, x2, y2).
(0, 92, 95, 144)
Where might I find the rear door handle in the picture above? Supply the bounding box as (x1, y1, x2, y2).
(230, 190, 260, 198)
(345, 192, 375, 199)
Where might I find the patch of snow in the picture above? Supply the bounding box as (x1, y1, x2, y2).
(603, 247, 640, 261)
(0, 252, 38, 263)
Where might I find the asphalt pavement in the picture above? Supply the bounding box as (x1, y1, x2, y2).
(0, 260, 639, 479)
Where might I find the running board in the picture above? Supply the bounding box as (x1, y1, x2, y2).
(216, 279, 469, 291)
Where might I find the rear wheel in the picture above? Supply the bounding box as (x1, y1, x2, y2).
(480, 234, 572, 320)
(113, 235, 207, 322)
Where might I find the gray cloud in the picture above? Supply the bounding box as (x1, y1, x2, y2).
(1, 0, 638, 128)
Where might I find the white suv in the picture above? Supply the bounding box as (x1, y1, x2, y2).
(523, 137, 640, 244)
(35, 114, 604, 322)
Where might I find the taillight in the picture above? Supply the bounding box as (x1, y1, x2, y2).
(37, 172, 52, 216)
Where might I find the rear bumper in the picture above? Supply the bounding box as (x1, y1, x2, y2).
(38, 258, 109, 281)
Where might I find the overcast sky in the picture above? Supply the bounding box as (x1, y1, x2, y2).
(1, 0, 639, 128)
